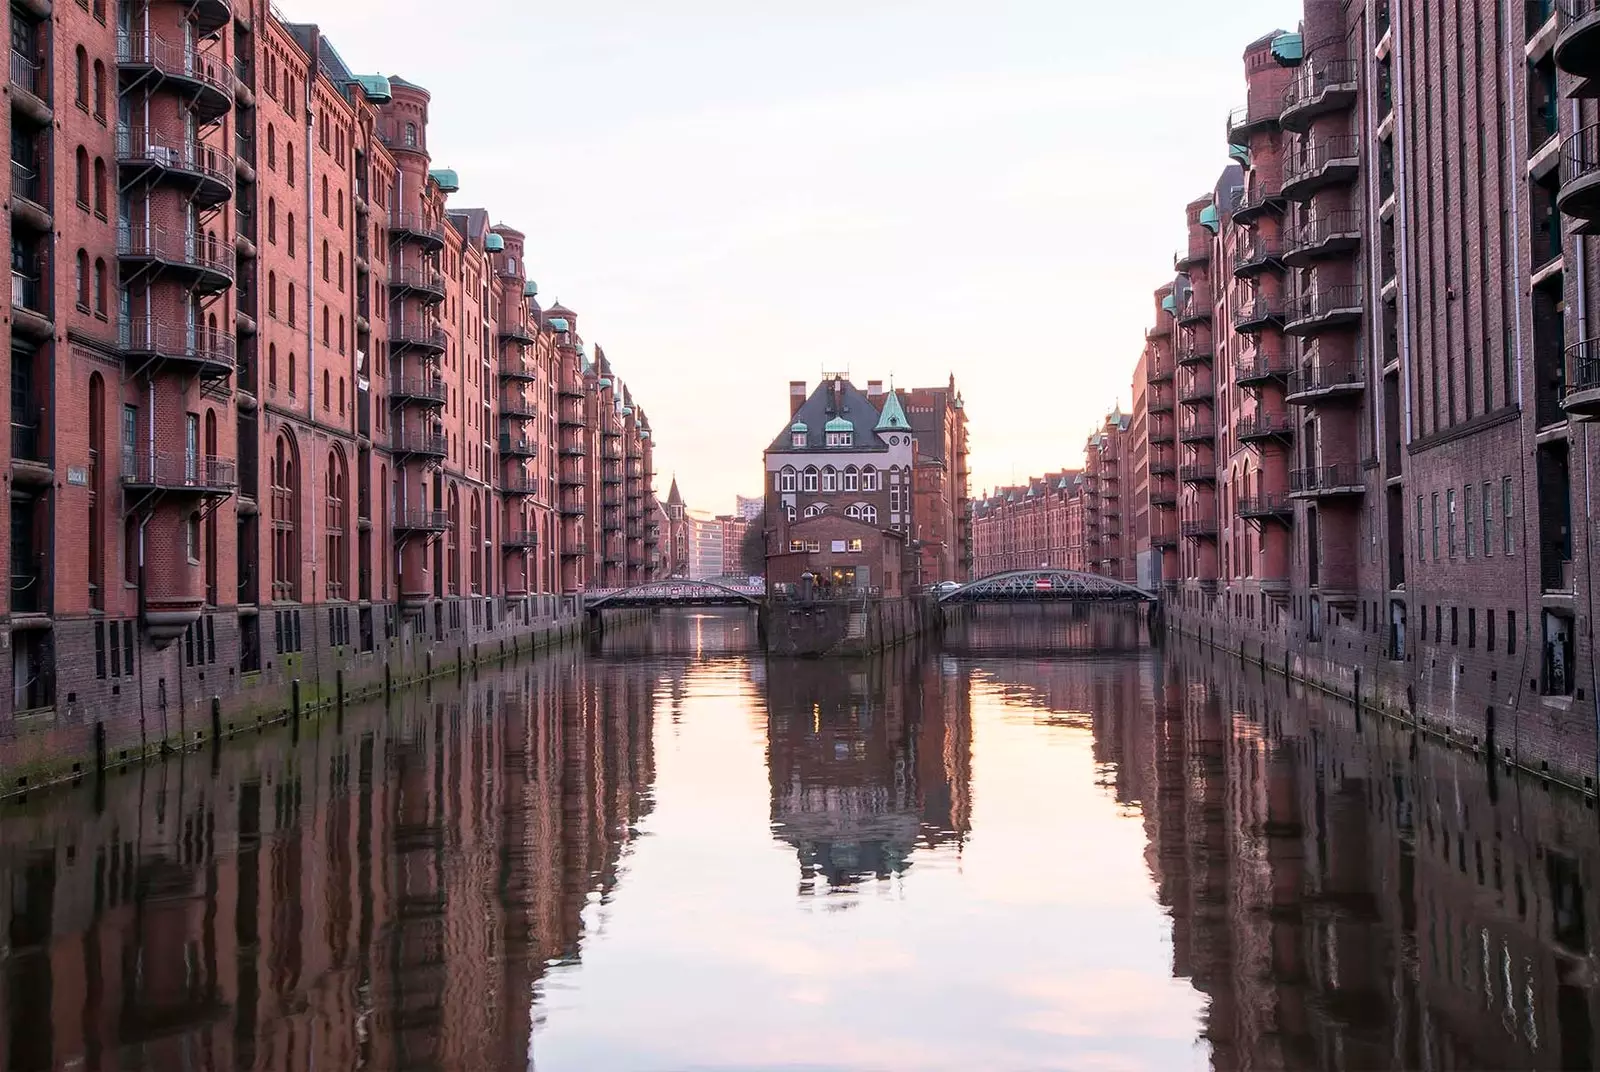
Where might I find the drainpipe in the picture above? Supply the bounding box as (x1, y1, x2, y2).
(1392, 4, 1414, 443)
(305, 25, 322, 685)
(1503, 0, 1535, 719)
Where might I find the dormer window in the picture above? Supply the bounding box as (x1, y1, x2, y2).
(792, 432, 805, 447)
(826, 430, 853, 447)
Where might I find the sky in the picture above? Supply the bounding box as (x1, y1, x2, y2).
(293, 0, 1301, 512)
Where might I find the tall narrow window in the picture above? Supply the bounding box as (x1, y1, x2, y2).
(267, 124, 276, 169)
(74, 46, 87, 107)
(267, 197, 277, 243)
(1446, 488, 1457, 558)
(1464, 484, 1475, 558)
(88, 374, 104, 608)
(93, 158, 106, 216)
(1482, 480, 1493, 556)
(1415, 494, 1425, 560)
(1431, 492, 1440, 561)
(75, 249, 89, 308)
(93, 258, 106, 317)
(1503, 477, 1515, 554)
(92, 60, 105, 119)
(75, 147, 88, 206)
(287, 213, 296, 257)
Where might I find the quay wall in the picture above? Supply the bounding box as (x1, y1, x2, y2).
(762, 596, 939, 657)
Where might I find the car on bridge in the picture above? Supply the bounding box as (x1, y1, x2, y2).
(931, 580, 962, 596)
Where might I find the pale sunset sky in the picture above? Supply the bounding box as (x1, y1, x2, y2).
(294, 0, 1300, 512)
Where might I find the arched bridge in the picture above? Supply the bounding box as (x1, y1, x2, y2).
(584, 578, 764, 610)
(938, 569, 1157, 604)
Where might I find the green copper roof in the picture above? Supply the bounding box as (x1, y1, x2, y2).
(1161, 294, 1177, 315)
(622, 405, 634, 416)
(429, 169, 459, 193)
(483, 233, 505, 252)
(875, 390, 911, 431)
(548, 317, 569, 332)
(1228, 143, 1250, 166)
(824, 415, 853, 433)
(1199, 203, 1220, 232)
(524, 281, 538, 297)
(599, 377, 613, 388)
(641, 429, 650, 440)
(354, 75, 392, 102)
(791, 420, 808, 432)
(1271, 32, 1303, 65)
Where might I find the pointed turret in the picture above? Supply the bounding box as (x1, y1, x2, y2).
(666, 476, 683, 507)
(875, 390, 911, 433)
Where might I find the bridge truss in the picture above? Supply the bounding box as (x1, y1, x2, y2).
(939, 569, 1156, 604)
(584, 578, 763, 610)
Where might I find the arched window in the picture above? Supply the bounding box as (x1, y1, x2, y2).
(802, 466, 818, 492)
(321, 239, 329, 280)
(74, 147, 88, 206)
(287, 282, 296, 326)
(379, 467, 389, 596)
(268, 343, 277, 387)
(784, 504, 796, 522)
(93, 158, 106, 216)
(88, 373, 104, 608)
(821, 466, 837, 492)
(288, 352, 297, 395)
(74, 46, 87, 107)
(404, 122, 418, 147)
(322, 304, 329, 345)
(325, 449, 348, 600)
(337, 191, 345, 228)
(266, 124, 276, 169)
(322, 369, 330, 409)
(855, 503, 878, 524)
(267, 198, 277, 243)
(779, 467, 796, 493)
(338, 377, 345, 414)
(338, 315, 345, 353)
(338, 252, 345, 291)
(862, 466, 879, 492)
(321, 174, 329, 216)
(267, 270, 277, 317)
(446, 486, 461, 594)
(92, 60, 105, 118)
(470, 493, 483, 592)
(204, 410, 219, 602)
(286, 142, 295, 184)
(287, 213, 296, 257)
(804, 503, 829, 518)
(74, 249, 89, 308)
(93, 259, 106, 316)
(843, 466, 859, 492)
(271, 432, 302, 601)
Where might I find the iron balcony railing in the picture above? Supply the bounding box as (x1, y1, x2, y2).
(1283, 134, 1362, 189)
(389, 264, 445, 296)
(121, 452, 237, 490)
(392, 509, 449, 531)
(1181, 519, 1219, 538)
(10, 554, 48, 615)
(1178, 463, 1215, 483)
(10, 406, 46, 465)
(1234, 184, 1284, 218)
(1289, 463, 1364, 494)
(392, 430, 448, 456)
(1180, 420, 1215, 441)
(390, 375, 448, 404)
(117, 130, 236, 195)
(10, 159, 44, 207)
(118, 225, 236, 281)
(502, 529, 537, 549)
(121, 316, 236, 369)
(501, 471, 539, 494)
(389, 210, 446, 246)
(1282, 57, 1359, 114)
(1235, 411, 1296, 439)
(1286, 359, 1366, 397)
(501, 397, 538, 418)
(1238, 492, 1294, 519)
(1290, 284, 1364, 325)
(116, 33, 233, 102)
(1235, 349, 1293, 384)
(1232, 295, 1285, 328)
(388, 319, 448, 351)
(499, 433, 537, 455)
(1562, 123, 1600, 193)
(9, 49, 44, 102)
(11, 269, 46, 316)
(1290, 209, 1362, 256)
(1226, 100, 1280, 142)
(1179, 377, 1214, 404)
(1566, 338, 1600, 402)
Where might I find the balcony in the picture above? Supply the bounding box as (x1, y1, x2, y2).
(121, 453, 236, 495)
(499, 320, 537, 344)
(501, 396, 538, 419)
(558, 407, 587, 426)
(9, 49, 50, 125)
(1226, 101, 1281, 146)
(501, 471, 539, 495)
(9, 159, 50, 232)
(392, 509, 449, 534)
(502, 529, 537, 550)
(1286, 360, 1366, 404)
(1555, 0, 1600, 81)
(1559, 124, 1600, 226)
(1280, 57, 1359, 133)
(121, 317, 236, 379)
(1289, 463, 1365, 499)
(1233, 233, 1285, 278)
(1234, 349, 1293, 387)
(559, 444, 585, 458)
(10, 406, 51, 486)
(1148, 457, 1176, 476)
(118, 226, 235, 293)
(1284, 209, 1362, 267)
(1235, 411, 1296, 443)
(389, 210, 446, 251)
(1181, 519, 1219, 539)
(499, 433, 537, 457)
(1232, 184, 1286, 225)
(1282, 135, 1361, 201)
(559, 502, 587, 517)
(1149, 422, 1176, 445)
(1146, 357, 1175, 384)
(388, 319, 448, 355)
(1178, 377, 1214, 405)
(1174, 243, 1210, 272)
(389, 375, 448, 407)
(1149, 487, 1177, 507)
(389, 265, 445, 303)
(1176, 288, 1212, 326)
(1179, 463, 1215, 485)
(558, 381, 585, 398)
(1176, 338, 1213, 366)
(1180, 421, 1215, 444)
(117, 131, 234, 207)
(1237, 492, 1294, 522)
(10, 554, 48, 617)
(116, 33, 233, 121)
(1151, 527, 1178, 549)
(1285, 285, 1363, 335)
(1232, 296, 1285, 333)
(1148, 387, 1174, 414)
(561, 543, 589, 558)
(10, 268, 51, 341)
(391, 430, 448, 458)
(499, 358, 536, 381)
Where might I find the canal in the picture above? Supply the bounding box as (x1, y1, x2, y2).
(0, 606, 1594, 1071)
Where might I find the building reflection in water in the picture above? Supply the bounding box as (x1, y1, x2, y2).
(764, 644, 972, 893)
(0, 649, 656, 1072)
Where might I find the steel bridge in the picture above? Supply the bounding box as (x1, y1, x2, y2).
(937, 569, 1157, 604)
(583, 579, 764, 611)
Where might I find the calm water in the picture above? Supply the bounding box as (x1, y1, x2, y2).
(2, 607, 1597, 1071)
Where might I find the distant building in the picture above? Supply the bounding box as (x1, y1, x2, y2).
(971, 471, 1085, 576)
(736, 495, 765, 522)
(663, 478, 691, 577)
(899, 376, 973, 583)
(718, 514, 751, 577)
(686, 510, 725, 580)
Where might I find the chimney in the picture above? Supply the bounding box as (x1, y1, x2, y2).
(789, 381, 806, 417)
(867, 380, 884, 400)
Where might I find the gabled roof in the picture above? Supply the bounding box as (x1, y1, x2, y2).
(766, 378, 894, 454)
(666, 477, 683, 507)
(875, 390, 911, 432)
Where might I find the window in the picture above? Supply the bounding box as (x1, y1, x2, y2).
(862, 467, 879, 491)
(890, 488, 901, 512)
(843, 467, 859, 492)
(288, 282, 296, 326)
(286, 142, 295, 184)
(287, 213, 296, 257)
(1468, 608, 1477, 648)
(288, 352, 297, 395)
(321, 174, 329, 216)
(74, 46, 87, 108)
(1502, 477, 1515, 554)
(267, 124, 276, 170)
(322, 369, 330, 409)
(779, 468, 796, 492)
(1508, 609, 1517, 654)
(322, 240, 329, 280)
(404, 122, 418, 147)
(187, 512, 201, 563)
(1446, 489, 1457, 558)
(1488, 609, 1496, 652)
(826, 430, 854, 447)
(1431, 492, 1439, 560)
(803, 467, 818, 492)
(92, 60, 105, 119)
(848, 538, 863, 552)
(93, 259, 106, 317)
(268, 343, 277, 387)
(93, 158, 106, 216)
(1464, 485, 1474, 558)
(1415, 494, 1424, 559)
(75, 249, 89, 309)
(1451, 606, 1458, 646)
(1482, 480, 1493, 556)
(75, 147, 88, 206)
(268, 270, 277, 317)
(789, 539, 805, 553)
(804, 503, 827, 517)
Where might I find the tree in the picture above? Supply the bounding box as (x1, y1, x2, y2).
(739, 509, 767, 577)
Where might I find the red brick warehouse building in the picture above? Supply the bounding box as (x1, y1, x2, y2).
(0, 1, 663, 758)
(1087, 0, 1600, 792)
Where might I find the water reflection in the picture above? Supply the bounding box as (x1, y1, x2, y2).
(4, 614, 1600, 1070)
